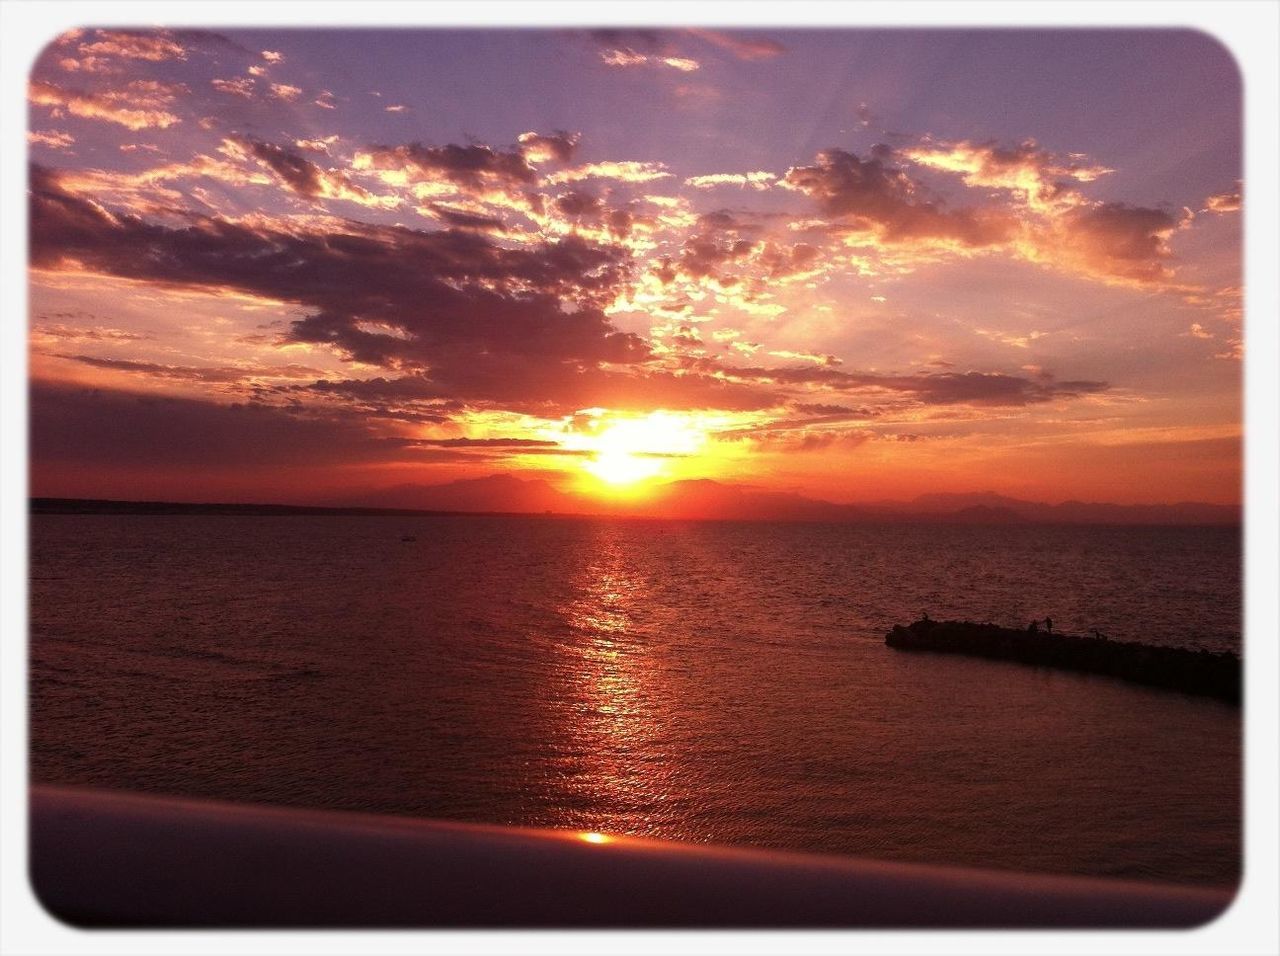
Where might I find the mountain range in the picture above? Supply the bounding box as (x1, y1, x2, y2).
(322, 474, 1241, 526)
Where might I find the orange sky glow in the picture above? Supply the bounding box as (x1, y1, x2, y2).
(27, 28, 1243, 510)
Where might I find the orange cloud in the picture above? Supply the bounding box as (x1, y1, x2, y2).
(29, 79, 182, 131)
(685, 171, 777, 190)
(28, 130, 75, 150)
(599, 49, 701, 72)
(1203, 184, 1241, 213)
(546, 161, 671, 185)
(76, 29, 187, 63)
(212, 77, 255, 99)
(904, 139, 1112, 213)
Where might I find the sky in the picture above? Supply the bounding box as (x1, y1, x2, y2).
(26, 28, 1243, 507)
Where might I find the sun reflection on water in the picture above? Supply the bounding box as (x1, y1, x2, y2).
(555, 528, 679, 837)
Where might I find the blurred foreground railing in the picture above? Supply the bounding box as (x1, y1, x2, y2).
(29, 785, 1233, 928)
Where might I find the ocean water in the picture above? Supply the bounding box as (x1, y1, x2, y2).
(29, 515, 1241, 886)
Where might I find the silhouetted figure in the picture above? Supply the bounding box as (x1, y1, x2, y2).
(1028, 619, 1039, 635)
(1045, 617, 1053, 633)
(922, 611, 930, 622)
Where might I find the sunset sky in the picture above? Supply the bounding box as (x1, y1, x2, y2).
(27, 28, 1243, 507)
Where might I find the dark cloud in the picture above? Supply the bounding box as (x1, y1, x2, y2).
(358, 141, 537, 197)
(54, 354, 323, 383)
(30, 164, 660, 411)
(517, 131, 579, 164)
(554, 190, 602, 218)
(1055, 202, 1182, 282)
(25, 162, 773, 419)
(783, 147, 1013, 247)
(425, 204, 508, 232)
(30, 380, 400, 470)
(728, 363, 1107, 407)
(54, 355, 247, 383)
(233, 135, 324, 196)
(401, 437, 562, 449)
(230, 135, 374, 203)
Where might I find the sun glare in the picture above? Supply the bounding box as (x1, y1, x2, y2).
(566, 412, 709, 488)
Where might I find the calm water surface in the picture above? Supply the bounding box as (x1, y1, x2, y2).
(29, 515, 1241, 886)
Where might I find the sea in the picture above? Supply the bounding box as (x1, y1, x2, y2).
(28, 514, 1242, 887)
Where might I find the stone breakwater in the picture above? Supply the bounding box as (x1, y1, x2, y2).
(884, 619, 1240, 705)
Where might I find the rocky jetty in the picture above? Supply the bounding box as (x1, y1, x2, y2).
(885, 618, 1240, 705)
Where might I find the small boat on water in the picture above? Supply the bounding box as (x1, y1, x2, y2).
(401, 535, 417, 542)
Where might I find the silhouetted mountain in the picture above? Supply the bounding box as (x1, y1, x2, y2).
(625, 479, 869, 522)
(894, 492, 1239, 525)
(931, 505, 1027, 524)
(37, 476, 1240, 525)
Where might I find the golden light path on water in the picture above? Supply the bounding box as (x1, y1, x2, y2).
(556, 526, 682, 839)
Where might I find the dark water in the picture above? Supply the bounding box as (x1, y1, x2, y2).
(29, 515, 1241, 886)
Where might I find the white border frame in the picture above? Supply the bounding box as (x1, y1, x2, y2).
(2, 3, 1276, 955)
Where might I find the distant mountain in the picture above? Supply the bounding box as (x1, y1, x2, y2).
(891, 491, 1240, 526)
(322, 476, 1238, 525)
(37, 475, 1240, 526)
(931, 505, 1027, 524)
(624, 479, 868, 522)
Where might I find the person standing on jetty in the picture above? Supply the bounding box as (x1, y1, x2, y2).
(1045, 617, 1054, 634)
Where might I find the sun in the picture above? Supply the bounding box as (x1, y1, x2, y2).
(569, 412, 708, 488)
(584, 446, 665, 486)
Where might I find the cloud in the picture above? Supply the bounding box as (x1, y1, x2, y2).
(74, 29, 188, 63)
(354, 140, 539, 204)
(777, 142, 1195, 290)
(1203, 184, 1241, 214)
(517, 130, 579, 164)
(227, 135, 395, 207)
(29, 164, 662, 412)
(212, 77, 255, 98)
(1030, 202, 1187, 285)
(29, 79, 182, 130)
(422, 204, 508, 232)
(261, 50, 284, 63)
(545, 161, 671, 185)
(783, 147, 1014, 248)
(686, 29, 786, 60)
(294, 135, 339, 154)
(725, 363, 1108, 407)
(30, 380, 404, 471)
(587, 28, 782, 71)
(28, 130, 75, 150)
(32, 322, 150, 343)
(599, 48, 700, 71)
(903, 139, 1112, 212)
(270, 83, 303, 102)
(52, 354, 323, 384)
(685, 171, 777, 190)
